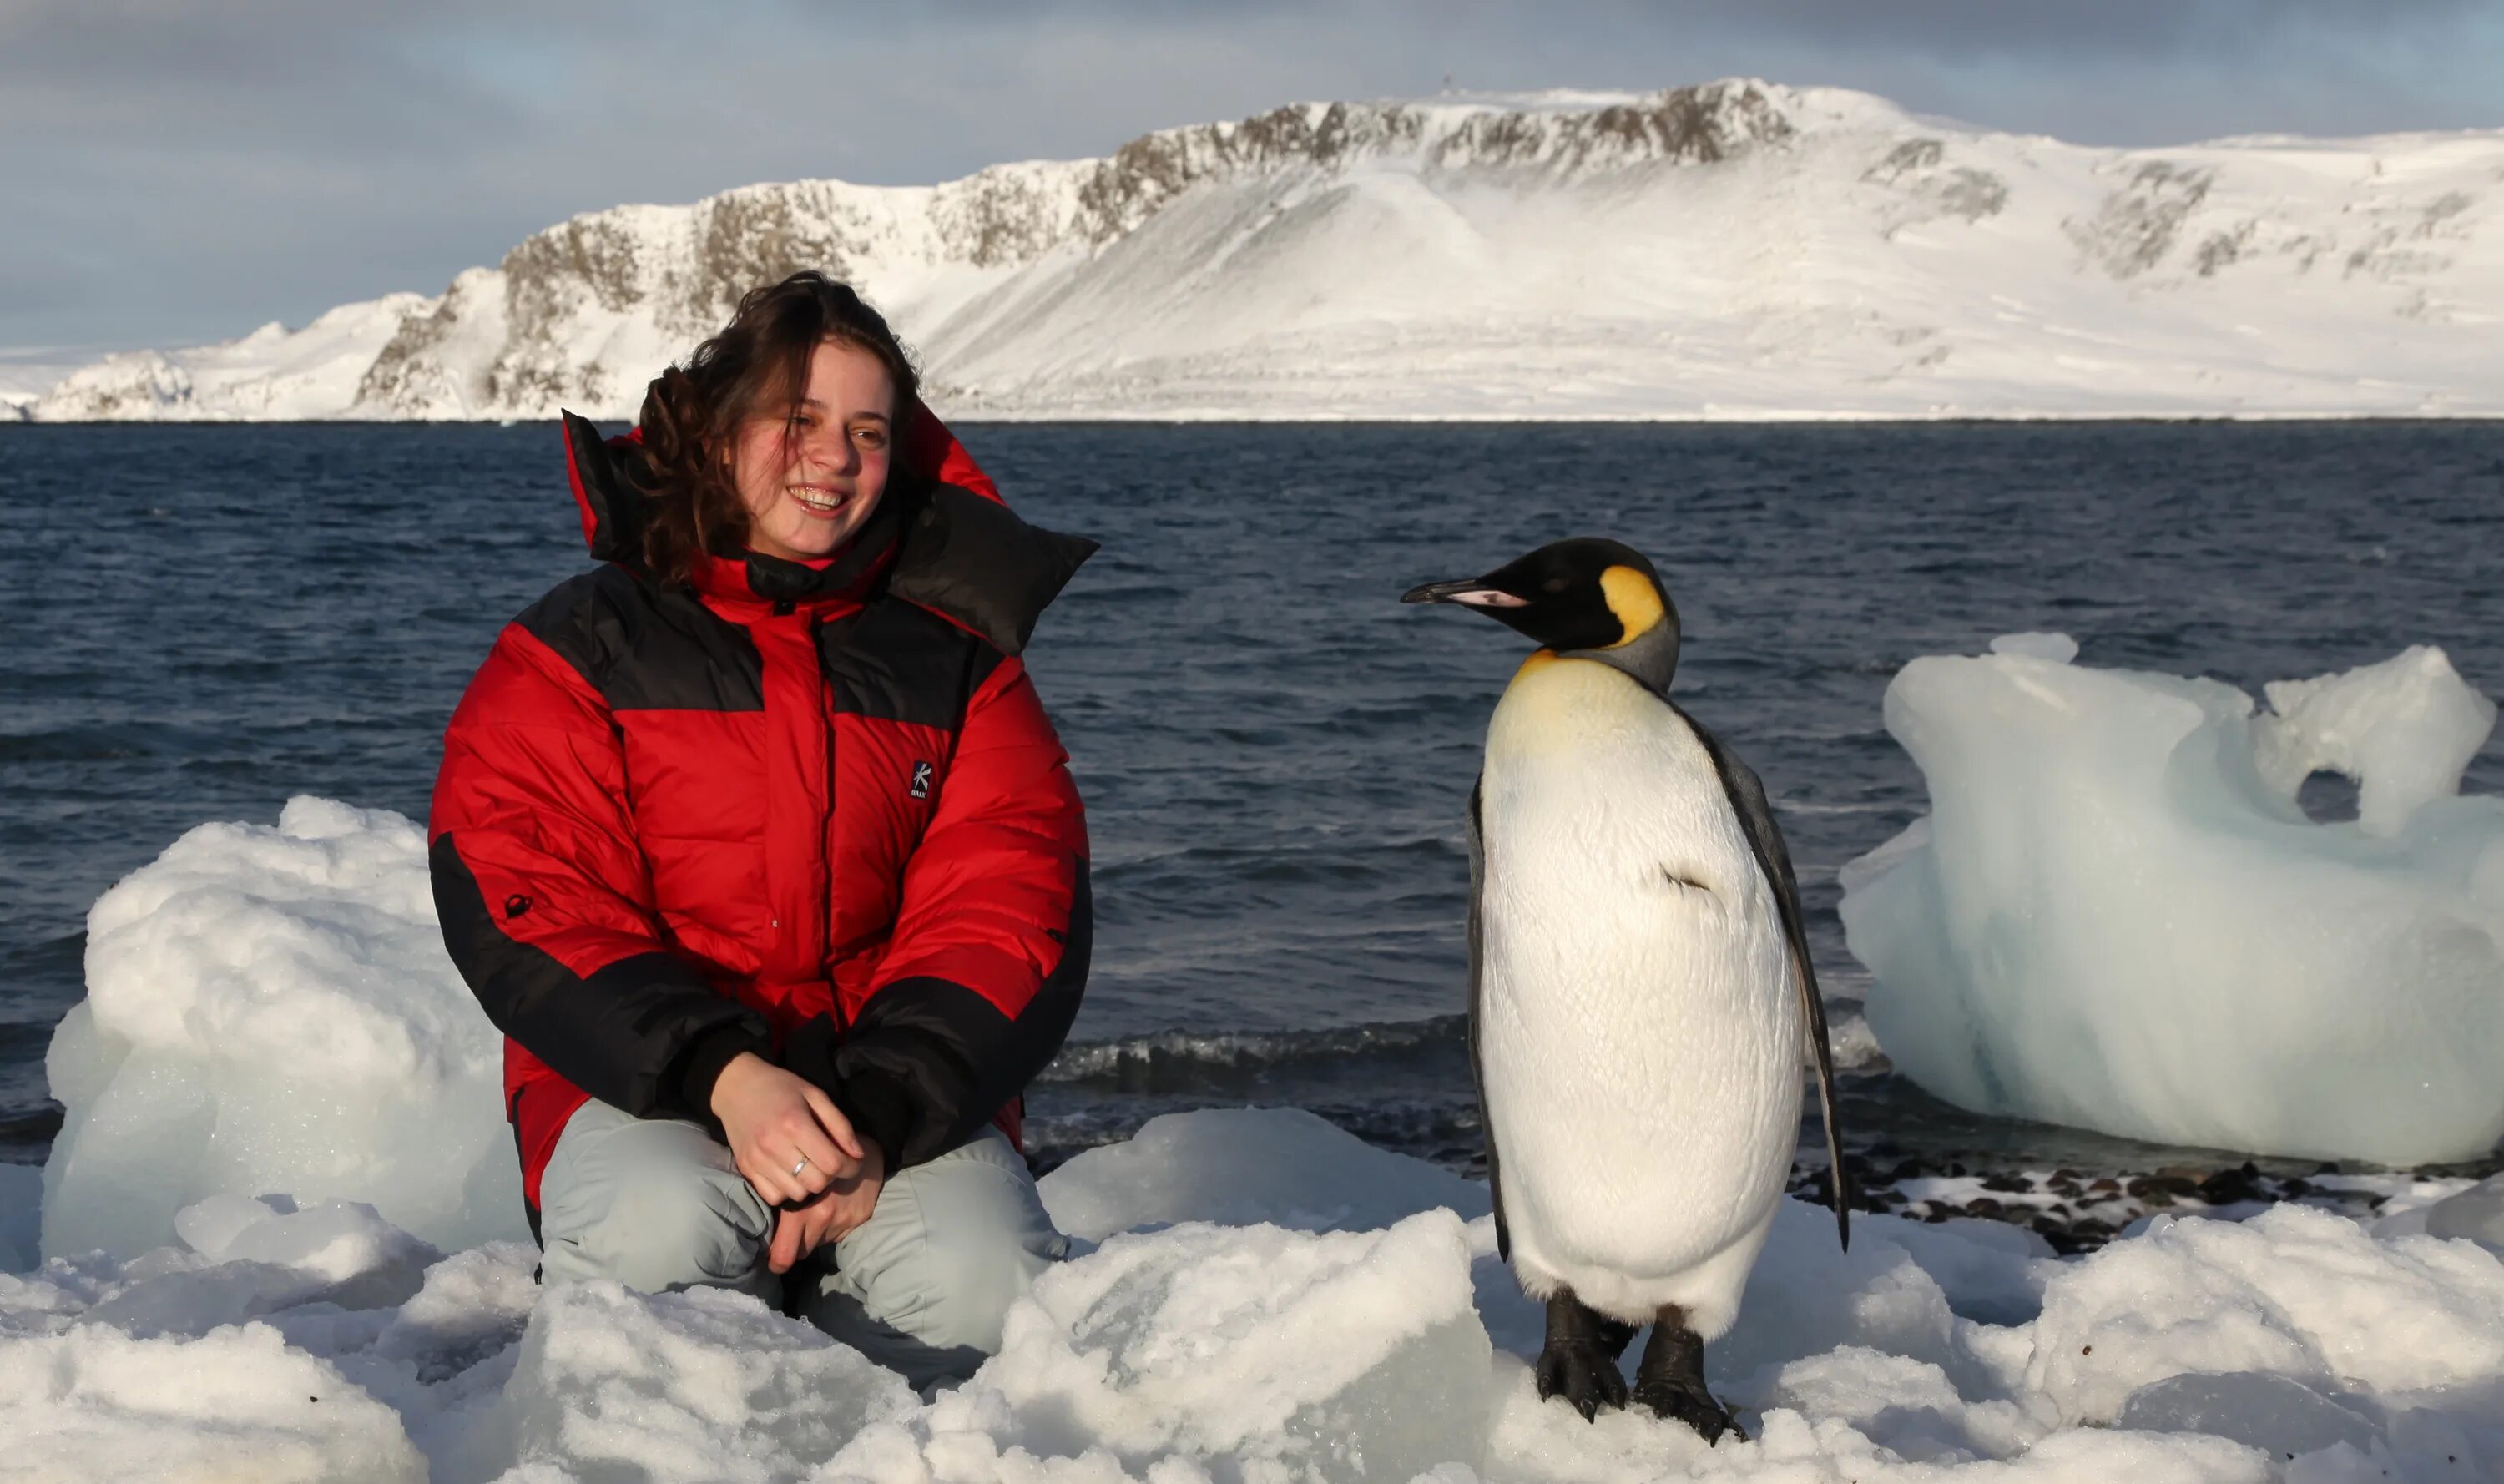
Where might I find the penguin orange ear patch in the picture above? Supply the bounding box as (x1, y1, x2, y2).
(1598, 565, 1665, 648)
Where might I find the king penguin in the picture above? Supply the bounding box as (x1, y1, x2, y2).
(1404, 538, 1850, 1443)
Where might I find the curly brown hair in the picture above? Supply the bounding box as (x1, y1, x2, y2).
(634, 271, 922, 586)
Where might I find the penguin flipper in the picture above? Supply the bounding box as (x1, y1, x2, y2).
(1684, 715, 1853, 1251)
(1467, 775, 1512, 1263)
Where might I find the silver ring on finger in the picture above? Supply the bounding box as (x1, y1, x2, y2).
(791, 1155, 809, 1179)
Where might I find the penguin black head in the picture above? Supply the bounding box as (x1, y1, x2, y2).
(1402, 538, 1683, 692)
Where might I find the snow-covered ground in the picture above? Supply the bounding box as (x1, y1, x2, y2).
(1842, 639, 2504, 1167)
(0, 353, 82, 420)
(18, 80, 2504, 422)
(18, 300, 427, 423)
(6, 1108, 2501, 1482)
(10, 751, 2504, 1476)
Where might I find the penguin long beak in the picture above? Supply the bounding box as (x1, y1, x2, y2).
(1401, 578, 1529, 608)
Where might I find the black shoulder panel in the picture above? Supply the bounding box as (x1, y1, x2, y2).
(886, 482, 1098, 657)
(816, 598, 1006, 729)
(516, 566, 765, 714)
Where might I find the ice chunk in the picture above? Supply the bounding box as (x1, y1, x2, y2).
(0, 1193, 446, 1352)
(40, 798, 521, 1261)
(371, 1240, 540, 1384)
(831, 1209, 1492, 1484)
(1842, 639, 2504, 1164)
(0, 1320, 424, 1483)
(1751, 1348, 2037, 1464)
(1719, 1200, 1961, 1384)
(1988, 632, 2079, 664)
(2027, 1204, 2504, 1425)
(1039, 1107, 1491, 1240)
(2254, 646, 2498, 836)
(174, 1193, 440, 1296)
(488, 1280, 916, 1484)
(1857, 1213, 2055, 1329)
(2421, 1172, 2504, 1248)
(2117, 1370, 2382, 1457)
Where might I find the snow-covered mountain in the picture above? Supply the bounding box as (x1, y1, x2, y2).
(20, 81, 2504, 421)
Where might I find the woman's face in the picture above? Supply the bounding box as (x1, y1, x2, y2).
(730, 338, 897, 564)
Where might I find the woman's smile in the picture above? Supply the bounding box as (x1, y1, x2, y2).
(733, 336, 896, 561)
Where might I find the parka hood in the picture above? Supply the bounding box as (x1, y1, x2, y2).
(558, 404, 1095, 657)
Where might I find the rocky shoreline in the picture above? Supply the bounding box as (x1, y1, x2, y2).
(1798, 1146, 2496, 1254)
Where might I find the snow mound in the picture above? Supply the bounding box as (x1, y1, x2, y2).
(1842, 639, 2504, 1165)
(41, 797, 520, 1262)
(834, 1209, 1492, 1484)
(1039, 1106, 1491, 1239)
(491, 1281, 917, 1483)
(2029, 1203, 2504, 1423)
(0, 1320, 426, 1484)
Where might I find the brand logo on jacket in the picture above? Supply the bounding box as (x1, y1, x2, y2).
(911, 761, 933, 800)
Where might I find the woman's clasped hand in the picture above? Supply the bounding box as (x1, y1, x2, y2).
(707, 1050, 861, 1203)
(706, 1051, 890, 1270)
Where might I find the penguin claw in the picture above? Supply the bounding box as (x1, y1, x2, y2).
(1534, 1342, 1628, 1421)
(1630, 1378, 1748, 1445)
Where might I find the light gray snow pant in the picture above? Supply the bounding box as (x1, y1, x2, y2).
(535, 1099, 1068, 1390)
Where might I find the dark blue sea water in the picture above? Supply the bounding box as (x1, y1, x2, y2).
(4, 423, 2501, 1182)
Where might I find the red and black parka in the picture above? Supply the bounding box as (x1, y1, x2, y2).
(428, 409, 1094, 1224)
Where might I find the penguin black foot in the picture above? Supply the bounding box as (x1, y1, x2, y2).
(1534, 1291, 1636, 1421)
(1630, 1310, 1747, 1445)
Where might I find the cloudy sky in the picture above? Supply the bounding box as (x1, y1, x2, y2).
(4, 0, 2498, 353)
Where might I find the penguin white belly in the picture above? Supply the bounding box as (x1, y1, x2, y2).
(1477, 656, 1803, 1339)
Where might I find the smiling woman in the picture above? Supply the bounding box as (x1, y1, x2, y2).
(426, 270, 1099, 1390)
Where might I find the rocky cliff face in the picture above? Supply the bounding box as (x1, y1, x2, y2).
(341, 81, 1798, 421)
(27, 81, 2504, 421)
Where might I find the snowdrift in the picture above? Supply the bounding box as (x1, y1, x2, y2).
(1842, 637, 2504, 1165)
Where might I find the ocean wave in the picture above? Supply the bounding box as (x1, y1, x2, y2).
(1039, 1014, 1468, 1086)
(1044, 1002, 1886, 1091)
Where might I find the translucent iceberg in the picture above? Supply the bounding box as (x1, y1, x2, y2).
(40, 798, 522, 1261)
(1841, 639, 2504, 1164)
